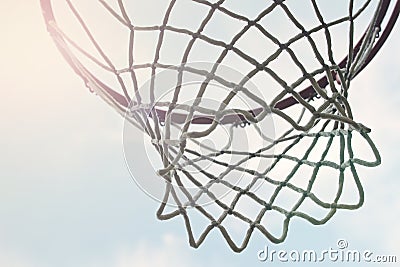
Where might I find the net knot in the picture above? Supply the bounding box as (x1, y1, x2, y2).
(256, 63, 264, 71)
(247, 20, 257, 27)
(314, 161, 323, 168)
(287, 212, 295, 219)
(225, 44, 234, 50)
(211, 220, 219, 227)
(210, 3, 220, 9)
(179, 206, 187, 215)
(304, 72, 314, 80)
(188, 200, 197, 208)
(206, 72, 215, 80)
(212, 177, 221, 184)
(239, 189, 247, 195)
(322, 63, 330, 72)
(249, 153, 257, 159)
(279, 43, 288, 50)
(192, 32, 201, 39)
(312, 110, 321, 118)
(301, 29, 309, 37)
(329, 203, 338, 209)
(201, 186, 209, 194)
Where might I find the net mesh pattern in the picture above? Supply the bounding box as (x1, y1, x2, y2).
(43, 0, 385, 252)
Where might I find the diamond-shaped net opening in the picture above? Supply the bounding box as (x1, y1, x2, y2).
(40, 0, 396, 252)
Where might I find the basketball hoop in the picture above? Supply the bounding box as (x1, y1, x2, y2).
(41, 0, 399, 252)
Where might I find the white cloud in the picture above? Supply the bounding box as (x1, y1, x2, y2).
(112, 234, 200, 267)
(0, 248, 35, 267)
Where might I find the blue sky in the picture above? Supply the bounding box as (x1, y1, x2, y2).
(0, 1, 399, 266)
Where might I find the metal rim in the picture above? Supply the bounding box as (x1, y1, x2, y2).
(40, 0, 400, 124)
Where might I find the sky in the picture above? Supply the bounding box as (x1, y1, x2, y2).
(0, 1, 399, 266)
